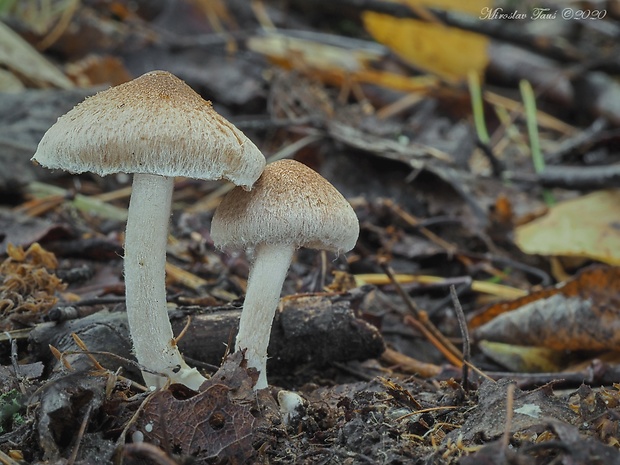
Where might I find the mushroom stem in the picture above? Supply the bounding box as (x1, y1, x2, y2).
(236, 242, 295, 390)
(124, 173, 207, 390)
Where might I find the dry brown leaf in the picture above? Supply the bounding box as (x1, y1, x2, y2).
(137, 383, 255, 462)
(469, 265, 620, 328)
(133, 353, 275, 463)
(471, 266, 620, 352)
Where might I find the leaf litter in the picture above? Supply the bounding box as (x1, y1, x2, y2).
(1, 0, 620, 463)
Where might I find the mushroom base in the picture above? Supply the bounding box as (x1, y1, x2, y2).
(125, 173, 206, 390)
(235, 243, 295, 390)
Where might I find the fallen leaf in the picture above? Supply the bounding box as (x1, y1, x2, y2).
(0, 21, 74, 89)
(362, 0, 491, 81)
(133, 353, 277, 464)
(478, 340, 565, 373)
(35, 373, 107, 461)
(138, 383, 256, 463)
(446, 378, 578, 443)
(547, 419, 620, 464)
(471, 266, 620, 352)
(469, 265, 620, 328)
(515, 189, 620, 266)
(474, 293, 620, 351)
(247, 31, 439, 93)
(478, 341, 564, 373)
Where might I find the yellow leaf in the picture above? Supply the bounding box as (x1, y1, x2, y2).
(362, 0, 491, 82)
(247, 32, 440, 92)
(515, 190, 620, 265)
(478, 341, 564, 373)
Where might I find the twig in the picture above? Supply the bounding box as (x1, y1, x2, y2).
(67, 402, 94, 465)
(36, 0, 80, 50)
(8, 336, 27, 395)
(356, 272, 526, 299)
(383, 199, 457, 255)
(501, 383, 516, 455)
(475, 138, 505, 177)
(403, 316, 462, 368)
(115, 388, 160, 451)
(380, 261, 463, 367)
(47, 298, 127, 322)
(71, 333, 106, 371)
(546, 117, 609, 163)
(380, 347, 442, 378)
(503, 164, 620, 190)
(172, 316, 192, 347)
(449, 286, 470, 392)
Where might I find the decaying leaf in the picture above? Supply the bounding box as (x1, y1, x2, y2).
(137, 384, 255, 463)
(515, 190, 620, 266)
(133, 353, 277, 464)
(474, 293, 620, 352)
(469, 265, 620, 328)
(0, 242, 66, 330)
(471, 266, 620, 352)
(447, 378, 578, 444)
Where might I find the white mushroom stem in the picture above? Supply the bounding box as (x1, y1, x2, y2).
(235, 242, 295, 390)
(124, 173, 207, 390)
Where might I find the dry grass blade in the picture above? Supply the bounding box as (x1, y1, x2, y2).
(380, 347, 442, 377)
(71, 333, 106, 371)
(49, 344, 74, 371)
(355, 273, 527, 299)
(0, 449, 22, 465)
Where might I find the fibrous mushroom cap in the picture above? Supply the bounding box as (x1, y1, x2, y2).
(32, 70, 265, 188)
(211, 159, 359, 253)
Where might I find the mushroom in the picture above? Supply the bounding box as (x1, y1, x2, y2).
(32, 70, 266, 390)
(211, 159, 359, 389)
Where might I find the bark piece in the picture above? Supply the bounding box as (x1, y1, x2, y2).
(29, 291, 385, 378)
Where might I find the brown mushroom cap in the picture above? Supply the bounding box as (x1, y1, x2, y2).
(211, 159, 359, 253)
(32, 70, 265, 188)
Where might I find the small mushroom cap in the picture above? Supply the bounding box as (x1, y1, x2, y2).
(32, 70, 265, 188)
(211, 159, 359, 253)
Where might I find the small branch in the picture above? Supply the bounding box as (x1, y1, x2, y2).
(380, 260, 463, 367)
(450, 286, 470, 392)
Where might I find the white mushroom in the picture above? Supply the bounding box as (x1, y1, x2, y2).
(32, 70, 266, 390)
(278, 390, 306, 426)
(211, 159, 359, 389)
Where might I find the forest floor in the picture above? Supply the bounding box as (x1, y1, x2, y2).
(1, 1, 620, 464)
